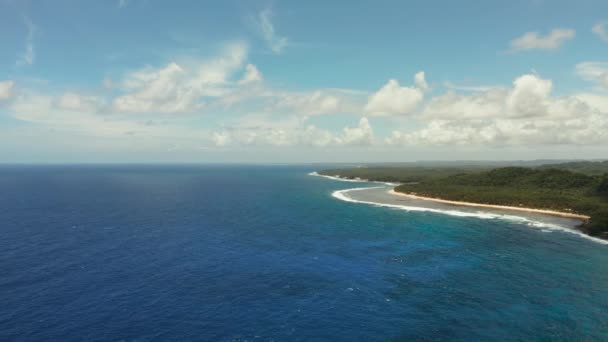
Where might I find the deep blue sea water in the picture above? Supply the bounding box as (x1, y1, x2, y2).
(1, 165, 607, 341)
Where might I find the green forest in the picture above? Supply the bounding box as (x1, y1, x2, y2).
(320, 162, 608, 238)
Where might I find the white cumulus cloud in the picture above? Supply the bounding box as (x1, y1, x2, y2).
(388, 72, 605, 147)
(506, 74, 553, 118)
(510, 28, 575, 52)
(593, 22, 608, 43)
(336, 117, 374, 146)
(212, 131, 232, 147)
(56, 92, 103, 112)
(272, 90, 348, 116)
(365, 72, 427, 116)
(414, 71, 429, 91)
(0, 80, 15, 101)
(112, 42, 248, 113)
(210, 116, 373, 148)
(423, 74, 584, 120)
(238, 64, 264, 85)
(422, 88, 507, 119)
(575, 61, 608, 89)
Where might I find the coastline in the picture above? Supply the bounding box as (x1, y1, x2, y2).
(313, 171, 608, 244)
(331, 185, 608, 245)
(388, 189, 591, 221)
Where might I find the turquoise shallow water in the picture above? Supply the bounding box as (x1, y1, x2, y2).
(0, 165, 607, 341)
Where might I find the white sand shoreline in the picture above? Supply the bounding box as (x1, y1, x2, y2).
(312, 172, 591, 221)
(388, 189, 590, 221)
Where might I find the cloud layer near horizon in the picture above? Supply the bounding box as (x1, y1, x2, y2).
(1, 5, 608, 161)
(2, 46, 608, 152)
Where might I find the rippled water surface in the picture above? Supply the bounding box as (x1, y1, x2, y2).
(1, 165, 607, 341)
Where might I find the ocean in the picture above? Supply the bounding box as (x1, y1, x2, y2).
(1, 165, 607, 341)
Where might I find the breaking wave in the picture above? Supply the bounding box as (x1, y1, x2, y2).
(308, 171, 398, 186)
(330, 186, 608, 245)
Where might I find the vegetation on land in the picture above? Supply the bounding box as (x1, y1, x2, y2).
(319, 166, 489, 183)
(537, 160, 608, 176)
(319, 162, 608, 238)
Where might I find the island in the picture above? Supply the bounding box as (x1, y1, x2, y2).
(319, 161, 608, 239)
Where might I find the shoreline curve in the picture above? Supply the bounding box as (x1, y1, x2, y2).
(388, 189, 590, 221)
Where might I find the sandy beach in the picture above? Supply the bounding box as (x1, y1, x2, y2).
(388, 189, 591, 221)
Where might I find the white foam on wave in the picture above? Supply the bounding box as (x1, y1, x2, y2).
(308, 171, 368, 183)
(308, 171, 397, 186)
(331, 186, 608, 246)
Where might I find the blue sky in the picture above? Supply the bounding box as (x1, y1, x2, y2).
(1, 0, 608, 162)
